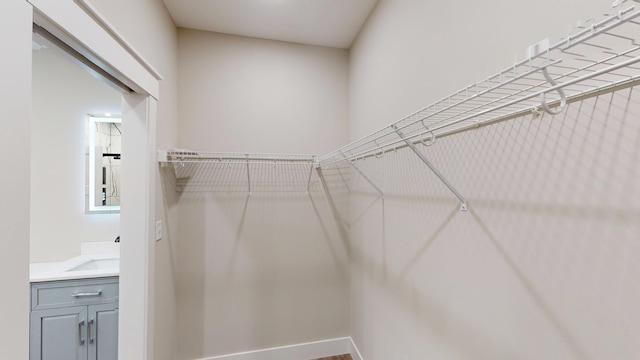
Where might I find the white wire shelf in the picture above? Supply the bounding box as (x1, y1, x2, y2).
(319, 4, 640, 167)
(158, 150, 317, 165)
(158, 4, 640, 200)
(158, 150, 319, 193)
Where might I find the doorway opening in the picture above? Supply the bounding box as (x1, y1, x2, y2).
(28, 8, 158, 358)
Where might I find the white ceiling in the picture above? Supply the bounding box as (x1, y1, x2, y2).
(162, 0, 379, 49)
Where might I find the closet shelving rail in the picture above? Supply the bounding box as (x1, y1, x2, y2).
(157, 150, 317, 165)
(157, 150, 318, 194)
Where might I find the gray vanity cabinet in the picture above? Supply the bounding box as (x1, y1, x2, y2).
(30, 306, 88, 360)
(30, 277, 119, 360)
(88, 302, 119, 360)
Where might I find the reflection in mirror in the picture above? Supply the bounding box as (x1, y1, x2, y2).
(87, 115, 121, 213)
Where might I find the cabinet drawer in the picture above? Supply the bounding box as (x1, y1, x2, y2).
(31, 277, 119, 310)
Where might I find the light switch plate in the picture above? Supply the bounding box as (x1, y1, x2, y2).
(156, 220, 162, 241)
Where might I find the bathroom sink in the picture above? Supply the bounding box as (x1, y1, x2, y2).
(67, 258, 119, 272)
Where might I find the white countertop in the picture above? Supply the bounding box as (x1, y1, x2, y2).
(30, 253, 119, 282)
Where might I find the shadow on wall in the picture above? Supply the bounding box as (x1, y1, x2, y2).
(162, 162, 351, 359)
(157, 86, 640, 359)
(340, 87, 640, 360)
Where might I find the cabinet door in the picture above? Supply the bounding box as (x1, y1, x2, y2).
(30, 306, 88, 360)
(88, 303, 118, 360)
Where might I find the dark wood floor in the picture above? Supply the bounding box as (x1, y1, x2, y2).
(314, 355, 352, 360)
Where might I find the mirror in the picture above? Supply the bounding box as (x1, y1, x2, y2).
(87, 115, 121, 213)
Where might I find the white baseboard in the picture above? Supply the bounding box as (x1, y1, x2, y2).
(349, 337, 363, 360)
(195, 337, 354, 360)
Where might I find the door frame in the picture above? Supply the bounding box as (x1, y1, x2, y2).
(26, 0, 161, 359)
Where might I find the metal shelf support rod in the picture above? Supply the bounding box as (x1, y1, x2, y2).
(339, 151, 384, 199)
(245, 154, 252, 196)
(306, 156, 317, 194)
(393, 125, 468, 211)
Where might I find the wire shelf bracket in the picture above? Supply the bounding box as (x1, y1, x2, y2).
(392, 125, 468, 211)
(306, 156, 319, 194)
(245, 154, 252, 196)
(339, 150, 384, 199)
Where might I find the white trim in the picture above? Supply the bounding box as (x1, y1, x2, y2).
(118, 93, 156, 360)
(349, 337, 364, 360)
(74, 0, 164, 81)
(28, 0, 160, 99)
(194, 337, 353, 360)
(0, 1, 32, 358)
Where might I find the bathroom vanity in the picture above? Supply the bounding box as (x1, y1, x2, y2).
(30, 254, 119, 360)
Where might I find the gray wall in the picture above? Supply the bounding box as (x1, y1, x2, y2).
(177, 29, 350, 155)
(348, 0, 640, 359)
(176, 29, 350, 359)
